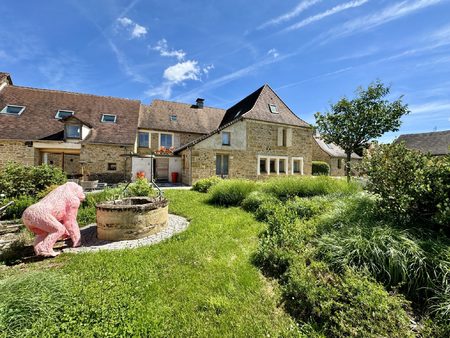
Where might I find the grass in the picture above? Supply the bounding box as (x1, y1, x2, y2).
(0, 190, 299, 337)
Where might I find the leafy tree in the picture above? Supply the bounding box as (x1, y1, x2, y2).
(315, 81, 409, 181)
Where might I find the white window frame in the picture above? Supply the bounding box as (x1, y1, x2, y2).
(101, 114, 117, 123)
(1, 105, 26, 116)
(291, 157, 304, 175)
(222, 131, 231, 146)
(159, 132, 174, 148)
(138, 131, 150, 148)
(257, 155, 289, 176)
(170, 115, 177, 121)
(55, 110, 74, 119)
(268, 104, 278, 114)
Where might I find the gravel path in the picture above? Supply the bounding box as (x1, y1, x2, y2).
(63, 214, 189, 253)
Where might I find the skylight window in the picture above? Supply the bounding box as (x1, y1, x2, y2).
(55, 110, 74, 119)
(101, 114, 117, 123)
(269, 104, 278, 114)
(170, 115, 177, 121)
(1, 105, 25, 116)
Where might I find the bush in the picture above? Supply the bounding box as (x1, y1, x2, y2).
(261, 176, 360, 200)
(0, 162, 66, 198)
(285, 196, 327, 220)
(0, 195, 37, 220)
(241, 191, 278, 213)
(362, 144, 450, 228)
(283, 260, 413, 337)
(125, 178, 154, 197)
(312, 161, 330, 176)
(208, 179, 257, 206)
(192, 176, 222, 193)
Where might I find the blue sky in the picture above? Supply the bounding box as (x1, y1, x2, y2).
(1, 0, 449, 142)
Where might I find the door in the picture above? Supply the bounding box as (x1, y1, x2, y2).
(155, 158, 169, 181)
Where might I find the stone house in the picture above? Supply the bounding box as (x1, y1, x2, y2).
(394, 130, 450, 156)
(0, 72, 141, 183)
(312, 135, 361, 176)
(134, 99, 225, 181)
(173, 84, 313, 185)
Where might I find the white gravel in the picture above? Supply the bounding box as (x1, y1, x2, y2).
(62, 214, 189, 253)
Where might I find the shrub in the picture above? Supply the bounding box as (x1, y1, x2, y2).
(0, 271, 71, 336)
(312, 161, 330, 176)
(283, 260, 413, 337)
(0, 162, 66, 198)
(77, 206, 97, 226)
(36, 184, 59, 199)
(241, 191, 278, 213)
(125, 178, 154, 197)
(0, 195, 37, 220)
(192, 176, 222, 193)
(261, 176, 360, 200)
(361, 144, 450, 228)
(285, 196, 327, 220)
(82, 187, 122, 208)
(208, 179, 256, 206)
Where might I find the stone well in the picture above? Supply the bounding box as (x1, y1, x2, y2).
(96, 197, 169, 241)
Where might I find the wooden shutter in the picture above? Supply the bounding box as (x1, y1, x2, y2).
(286, 128, 293, 147)
(277, 127, 283, 146)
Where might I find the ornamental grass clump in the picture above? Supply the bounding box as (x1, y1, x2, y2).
(208, 179, 257, 206)
(192, 176, 222, 193)
(241, 191, 278, 213)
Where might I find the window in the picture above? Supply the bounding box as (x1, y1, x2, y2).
(160, 133, 173, 148)
(282, 129, 287, 147)
(65, 125, 81, 139)
(1, 105, 25, 116)
(107, 163, 117, 171)
(259, 158, 267, 174)
(216, 154, 229, 176)
(222, 131, 231, 146)
(101, 114, 117, 123)
(277, 127, 292, 147)
(270, 159, 276, 173)
(292, 157, 304, 175)
(138, 132, 149, 147)
(269, 104, 278, 114)
(170, 115, 177, 121)
(279, 158, 286, 173)
(55, 110, 74, 119)
(337, 159, 342, 169)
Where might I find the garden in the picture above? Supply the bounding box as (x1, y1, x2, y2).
(0, 143, 449, 337)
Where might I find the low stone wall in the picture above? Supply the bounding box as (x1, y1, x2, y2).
(96, 197, 169, 241)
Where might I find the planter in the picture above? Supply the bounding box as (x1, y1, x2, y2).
(96, 197, 168, 241)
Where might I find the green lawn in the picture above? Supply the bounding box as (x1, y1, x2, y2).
(0, 190, 299, 337)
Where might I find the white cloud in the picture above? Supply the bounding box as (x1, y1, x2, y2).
(323, 0, 444, 42)
(284, 0, 369, 32)
(117, 16, 148, 39)
(267, 48, 280, 58)
(163, 60, 201, 83)
(258, 0, 321, 29)
(152, 39, 186, 61)
(203, 64, 214, 74)
(409, 101, 450, 114)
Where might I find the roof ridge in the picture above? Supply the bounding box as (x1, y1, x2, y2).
(10, 85, 141, 103)
(151, 99, 225, 110)
(398, 129, 450, 137)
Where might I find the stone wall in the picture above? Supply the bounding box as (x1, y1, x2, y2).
(80, 144, 132, 183)
(137, 131, 203, 156)
(0, 140, 35, 168)
(184, 119, 313, 184)
(311, 139, 360, 176)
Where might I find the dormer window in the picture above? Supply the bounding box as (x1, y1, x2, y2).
(1, 105, 25, 116)
(269, 104, 278, 114)
(65, 125, 81, 139)
(55, 110, 74, 119)
(101, 114, 117, 123)
(170, 115, 177, 121)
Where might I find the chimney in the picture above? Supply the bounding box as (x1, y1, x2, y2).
(196, 98, 204, 109)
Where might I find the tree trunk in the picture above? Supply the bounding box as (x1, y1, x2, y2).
(345, 152, 352, 183)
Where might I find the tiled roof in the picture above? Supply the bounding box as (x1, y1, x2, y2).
(394, 130, 450, 155)
(0, 85, 141, 145)
(139, 99, 225, 134)
(219, 84, 310, 128)
(174, 84, 312, 153)
(314, 136, 361, 159)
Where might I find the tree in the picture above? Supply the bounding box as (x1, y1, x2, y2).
(314, 81, 409, 181)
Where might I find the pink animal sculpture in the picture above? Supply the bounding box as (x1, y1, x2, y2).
(22, 182, 85, 257)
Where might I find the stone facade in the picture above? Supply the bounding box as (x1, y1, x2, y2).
(181, 119, 313, 185)
(0, 140, 35, 168)
(312, 139, 360, 176)
(137, 129, 203, 155)
(80, 144, 133, 183)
